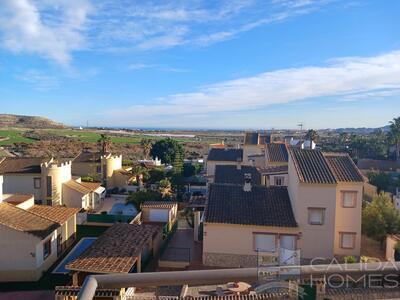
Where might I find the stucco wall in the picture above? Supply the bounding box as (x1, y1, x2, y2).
(2, 174, 42, 200)
(203, 223, 299, 267)
(0, 175, 3, 202)
(62, 185, 87, 209)
(0, 225, 58, 281)
(41, 161, 72, 205)
(243, 145, 263, 164)
(333, 183, 363, 257)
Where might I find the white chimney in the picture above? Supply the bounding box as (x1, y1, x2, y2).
(243, 173, 252, 192)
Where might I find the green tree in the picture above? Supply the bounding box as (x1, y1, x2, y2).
(131, 165, 149, 185)
(368, 172, 390, 193)
(362, 193, 400, 243)
(98, 134, 111, 154)
(183, 163, 196, 177)
(150, 138, 184, 171)
(305, 129, 318, 149)
(159, 178, 172, 199)
(389, 116, 400, 160)
(126, 190, 162, 211)
(140, 138, 153, 159)
(147, 168, 166, 184)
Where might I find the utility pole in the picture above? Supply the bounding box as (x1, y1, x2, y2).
(298, 122, 304, 141)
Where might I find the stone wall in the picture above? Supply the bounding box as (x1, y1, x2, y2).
(203, 252, 258, 268)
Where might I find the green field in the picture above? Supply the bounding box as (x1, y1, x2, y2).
(0, 129, 36, 145)
(0, 128, 196, 146)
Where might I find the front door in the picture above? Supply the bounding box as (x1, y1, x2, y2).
(280, 235, 296, 265)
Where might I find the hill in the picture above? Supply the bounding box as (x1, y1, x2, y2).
(0, 114, 65, 129)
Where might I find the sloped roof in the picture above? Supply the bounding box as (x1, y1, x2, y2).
(28, 205, 80, 225)
(289, 149, 336, 184)
(324, 153, 364, 182)
(73, 151, 102, 163)
(258, 165, 288, 175)
(4, 193, 33, 204)
(207, 148, 243, 162)
(265, 143, 288, 163)
(0, 202, 59, 239)
(63, 180, 92, 195)
(80, 182, 103, 191)
(0, 157, 45, 174)
(289, 149, 364, 184)
(214, 165, 262, 185)
(66, 223, 161, 273)
(205, 184, 297, 228)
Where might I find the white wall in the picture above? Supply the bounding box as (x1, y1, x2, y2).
(3, 174, 42, 200)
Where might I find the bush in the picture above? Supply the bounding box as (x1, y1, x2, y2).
(344, 256, 357, 263)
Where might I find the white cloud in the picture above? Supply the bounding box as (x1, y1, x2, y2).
(0, 0, 91, 64)
(105, 50, 400, 121)
(16, 69, 60, 90)
(0, 0, 331, 62)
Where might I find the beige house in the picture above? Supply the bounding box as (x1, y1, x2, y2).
(203, 181, 299, 268)
(259, 143, 289, 187)
(0, 201, 79, 281)
(203, 148, 364, 267)
(141, 201, 178, 231)
(287, 149, 364, 261)
(72, 151, 135, 189)
(242, 132, 271, 164)
(205, 148, 243, 180)
(0, 157, 72, 205)
(62, 179, 105, 210)
(0, 157, 106, 210)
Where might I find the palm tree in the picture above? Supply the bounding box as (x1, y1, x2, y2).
(159, 178, 172, 199)
(305, 129, 318, 149)
(140, 138, 153, 159)
(98, 134, 111, 154)
(131, 165, 149, 186)
(389, 116, 400, 161)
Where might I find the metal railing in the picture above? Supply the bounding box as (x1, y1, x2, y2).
(77, 262, 400, 300)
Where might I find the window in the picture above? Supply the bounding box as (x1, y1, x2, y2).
(33, 178, 41, 189)
(308, 208, 325, 225)
(341, 191, 357, 208)
(43, 239, 51, 259)
(253, 233, 276, 252)
(96, 165, 102, 173)
(340, 232, 356, 249)
(274, 176, 284, 186)
(46, 176, 52, 198)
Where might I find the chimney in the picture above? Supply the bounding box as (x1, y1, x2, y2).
(236, 157, 242, 170)
(243, 173, 252, 192)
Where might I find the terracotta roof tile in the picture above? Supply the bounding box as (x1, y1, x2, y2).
(0, 157, 45, 174)
(66, 223, 161, 273)
(73, 151, 102, 163)
(205, 184, 297, 228)
(258, 165, 288, 175)
(265, 143, 288, 163)
(4, 193, 33, 204)
(80, 182, 103, 191)
(324, 153, 364, 183)
(28, 205, 80, 224)
(289, 149, 364, 184)
(289, 148, 336, 184)
(64, 180, 92, 194)
(0, 202, 59, 239)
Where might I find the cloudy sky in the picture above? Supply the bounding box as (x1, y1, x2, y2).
(0, 0, 399, 129)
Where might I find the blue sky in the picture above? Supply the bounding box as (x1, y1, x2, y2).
(0, 0, 399, 129)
